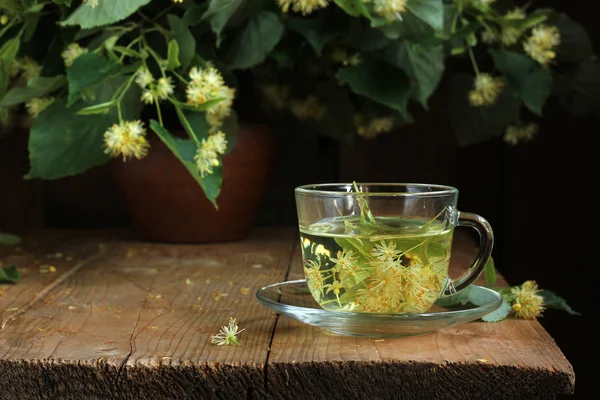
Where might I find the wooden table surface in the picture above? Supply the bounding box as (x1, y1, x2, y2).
(0, 227, 574, 399)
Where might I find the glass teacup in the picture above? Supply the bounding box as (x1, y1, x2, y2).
(295, 183, 494, 314)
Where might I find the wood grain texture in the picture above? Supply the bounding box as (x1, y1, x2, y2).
(0, 228, 574, 399)
(266, 232, 575, 399)
(0, 228, 295, 399)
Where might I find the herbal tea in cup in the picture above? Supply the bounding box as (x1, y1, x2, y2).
(295, 183, 494, 314)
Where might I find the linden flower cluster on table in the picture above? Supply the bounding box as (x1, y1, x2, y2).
(510, 280, 545, 319)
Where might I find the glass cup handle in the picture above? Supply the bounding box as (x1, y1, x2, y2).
(443, 211, 494, 296)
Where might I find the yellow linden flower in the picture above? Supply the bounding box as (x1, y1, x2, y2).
(468, 73, 505, 107)
(261, 84, 289, 110)
(277, 0, 330, 16)
(501, 26, 523, 46)
(361, 267, 406, 312)
(304, 259, 325, 297)
(511, 280, 545, 319)
(25, 97, 54, 118)
(371, 240, 401, 262)
(323, 280, 343, 307)
(61, 43, 88, 67)
(355, 114, 395, 139)
(211, 317, 244, 346)
(19, 57, 42, 81)
(503, 123, 538, 146)
(206, 86, 235, 132)
(290, 96, 326, 120)
(186, 66, 235, 131)
(523, 25, 561, 65)
(104, 120, 150, 161)
(135, 68, 154, 89)
(330, 249, 357, 272)
(481, 31, 497, 44)
(194, 132, 227, 177)
(206, 131, 228, 155)
(155, 77, 175, 100)
(1, 15, 8, 25)
(401, 265, 442, 313)
(364, 0, 408, 22)
(85, 0, 99, 7)
(505, 8, 526, 20)
(141, 89, 155, 105)
(330, 47, 361, 66)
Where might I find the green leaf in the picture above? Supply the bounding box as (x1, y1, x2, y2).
(0, 76, 67, 107)
(0, 38, 20, 99)
(540, 290, 581, 316)
(66, 53, 118, 107)
(384, 41, 444, 107)
(0, 265, 20, 282)
(288, 15, 345, 56)
(167, 15, 196, 70)
(496, 287, 515, 303)
(481, 298, 511, 322)
(377, 11, 435, 42)
(226, 11, 284, 70)
(25, 98, 112, 179)
(170, 98, 224, 112)
(343, 21, 390, 51)
(553, 62, 600, 116)
(448, 74, 521, 146)
(167, 40, 181, 70)
(336, 58, 411, 117)
(0, 232, 21, 246)
(406, 0, 444, 31)
(334, 0, 371, 18)
(0, 0, 22, 14)
(490, 49, 552, 116)
(149, 121, 222, 207)
(484, 258, 496, 288)
(175, 108, 208, 143)
(182, 3, 209, 26)
(61, 0, 152, 29)
(518, 9, 551, 30)
(204, 0, 245, 45)
(76, 100, 117, 115)
(23, 12, 41, 42)
(551, 12, 593, 63)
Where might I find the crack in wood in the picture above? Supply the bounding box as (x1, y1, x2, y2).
(114, 307, 142, 397)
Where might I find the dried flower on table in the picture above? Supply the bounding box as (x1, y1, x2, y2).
(211, 317, 245, 347)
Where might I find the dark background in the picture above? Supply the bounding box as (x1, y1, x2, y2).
(1, 0, 595, 398)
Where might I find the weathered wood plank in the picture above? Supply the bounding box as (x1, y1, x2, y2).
(0, 228, 295, 399)
(0, 230, 113, 324)
(266, 232, 575, 399)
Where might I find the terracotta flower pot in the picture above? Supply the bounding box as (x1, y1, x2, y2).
(111, 122, 275, 243)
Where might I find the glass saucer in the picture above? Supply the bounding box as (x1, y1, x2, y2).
(256, 280, 502, 338)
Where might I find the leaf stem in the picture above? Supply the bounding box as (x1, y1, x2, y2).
(155, 98, 164, 126)
(467, 45, 480, 76)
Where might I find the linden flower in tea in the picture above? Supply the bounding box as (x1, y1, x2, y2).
(302, 217, 452, 314)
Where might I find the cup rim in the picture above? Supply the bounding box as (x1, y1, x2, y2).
(295, 183, 458, 197)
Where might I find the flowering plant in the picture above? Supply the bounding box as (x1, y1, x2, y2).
(0, 0, 597, 205)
